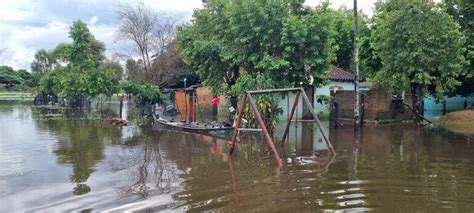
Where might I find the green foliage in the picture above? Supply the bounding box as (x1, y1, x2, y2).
(228, 72, 283, 130)
(31, 49, 55, 76)
(100, 61, 123, 84)
(177, 0, 335, 95)
(68, 21, 104, 71)
(51, 43, 70, 64)
(0, 66, 24, 85)
(326, 7, 377, 79)
(227, 72, 278, 97)
(0, 66, 37, 89)
(121, 81, 166, 105)
(443, 0, 474, 96)
(58, 69, 117, 97)
(16, 69, 35, 87)
(372, 0, 468, 97)
(37, 20, 116, 99)
(39, 70, 61, 95)
(125, 59, 143, 82)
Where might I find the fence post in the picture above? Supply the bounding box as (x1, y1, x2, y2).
(442, 100, 447, 115)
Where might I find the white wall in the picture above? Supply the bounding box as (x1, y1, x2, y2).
(277, 81, 355, 120)
(314, 81, 355, 114)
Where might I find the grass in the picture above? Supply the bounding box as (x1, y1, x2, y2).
(0, 91, 35, 100)
(436, 110, 474, 135)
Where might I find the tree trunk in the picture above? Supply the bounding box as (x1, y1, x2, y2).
(302, 85, 315, 120)
(411, 83, 423, 124)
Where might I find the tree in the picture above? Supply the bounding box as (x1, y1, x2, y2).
(31, 49, 55, 76)
(116, 3, 183, 84)
(116, 2, 156, 75)
(37, 20, 116, 101)
(177, 0, 335, 98)
(17, 69, 35, 87)
(68, 21, 104, 71)
(125, 59, 144, 82)
(150, 40, 196, 88)
(100, 60, 123, 84)
(121, 81, 166, 106)
(0, 66, 24, 85)
(327, 7, 375, 79)
(51, 43, 71, 65)
(372, 0, 468, 123)
(444, 0, 474, 96)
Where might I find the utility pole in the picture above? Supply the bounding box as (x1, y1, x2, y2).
(353, 0, 361, 127)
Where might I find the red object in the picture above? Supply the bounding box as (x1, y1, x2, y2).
(209, 146, 219, 155)
(211, 97, 220, 105)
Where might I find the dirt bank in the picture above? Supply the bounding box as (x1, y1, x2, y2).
(436, 110, 474, 135)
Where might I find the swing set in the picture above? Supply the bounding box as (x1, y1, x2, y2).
(229, 87, 336, 167)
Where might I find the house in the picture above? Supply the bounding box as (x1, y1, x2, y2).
(169, 66, 368, 122)
(278, 66, 368, 120)
(315, 65, 368, 97)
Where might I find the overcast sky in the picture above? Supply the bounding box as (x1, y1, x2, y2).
(0, 0, 377, 71)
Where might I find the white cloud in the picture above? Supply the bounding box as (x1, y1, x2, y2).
(0, 21, 70, 70)
(89, 16, 99, 25)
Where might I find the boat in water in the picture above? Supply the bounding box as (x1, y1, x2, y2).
(152, 114, 234, 138)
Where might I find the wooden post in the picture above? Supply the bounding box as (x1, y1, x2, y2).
(229, 94, 247, 155)
(280, 92, 300, 147)
(299, 88, 336, 155)
(119, 96, 123, 119)
(247, 93, 283, 166)
(443, 100, 447, 115)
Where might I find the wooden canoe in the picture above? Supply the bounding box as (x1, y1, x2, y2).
(152, 114, 234, 134)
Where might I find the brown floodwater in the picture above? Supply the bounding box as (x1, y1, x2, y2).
(1, 102, 474, 212)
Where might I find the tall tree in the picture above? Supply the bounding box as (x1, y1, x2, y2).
(326, 7, 377, 80)
(444, 0, 474, 96)
(116, 3, 182, 84)
(177, 0, 335, 96)
(31, 49, 55, 76)
(100, 60, 123, 84)
(150, 40, 195, 88)
(116, 2, 156, 75)
(68, 21, 104, 71)
(125, 59, 144, 82)
(38, 20, 115, 100)
(372, 0, 468, 123)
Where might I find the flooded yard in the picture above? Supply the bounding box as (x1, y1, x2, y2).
(1, 103, 474, 212)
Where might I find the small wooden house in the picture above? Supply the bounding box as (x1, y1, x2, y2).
(175, 87, 197, 122)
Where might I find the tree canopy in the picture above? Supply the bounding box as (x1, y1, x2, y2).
(177, 0, 336, 96)
(444, 0, 474, 96)
(38, 20, 117, 98)
(371, 0, 468, 121)
(0, 66, 25, 85)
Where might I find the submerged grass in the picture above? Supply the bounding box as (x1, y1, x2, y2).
(436, 110, 474, 135)
(0, 91, 34, 100)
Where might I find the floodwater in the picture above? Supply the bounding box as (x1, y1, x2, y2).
(1, 102, 474, 212)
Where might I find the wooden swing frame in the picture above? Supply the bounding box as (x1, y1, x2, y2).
(229, 88, 336, 166)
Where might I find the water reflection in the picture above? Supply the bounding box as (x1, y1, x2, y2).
(2, 103, 474, 212)
(36, 119, 122, 195)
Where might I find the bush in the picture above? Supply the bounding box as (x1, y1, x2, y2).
(121, 81, 166, 105)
